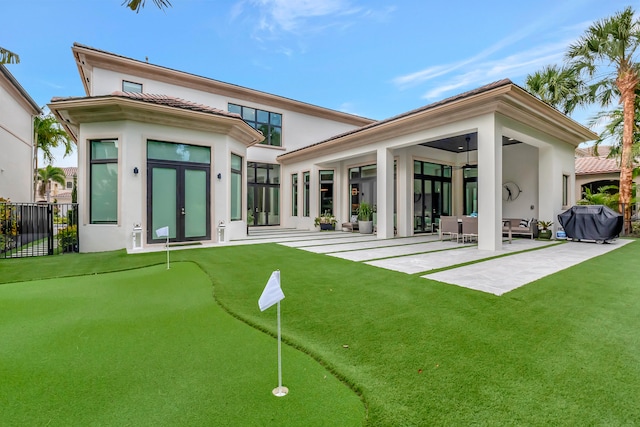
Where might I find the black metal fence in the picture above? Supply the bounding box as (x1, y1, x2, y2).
(0, 202, 79, 258)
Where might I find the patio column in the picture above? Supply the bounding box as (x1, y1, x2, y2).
(477, 115, 503, 251)
(377, 147, 394, 239)
(396, 150, 411, 237)
(538, 145, 559, 233)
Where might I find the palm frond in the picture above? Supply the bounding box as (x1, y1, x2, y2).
(0, 47, 20, 64)
(122, 0, 172, 13)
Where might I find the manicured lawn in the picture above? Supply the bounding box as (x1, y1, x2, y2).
(2, 239, 640, 425)
(0, 263, 363, 426)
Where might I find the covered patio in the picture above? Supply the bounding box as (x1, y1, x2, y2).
(277, 79, 598, 251)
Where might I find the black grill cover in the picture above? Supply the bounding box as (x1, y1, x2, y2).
(557, 205, 623, 241)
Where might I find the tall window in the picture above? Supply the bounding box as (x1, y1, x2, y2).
(562, 174, 569, 207)
(90, 139, 118, 224)
(319, 170, 334, 215)
(303, 172, 310, 217)
(291, 173, 298, 216)
(231, 154, 243, 221)
(228, 103, 282, 147)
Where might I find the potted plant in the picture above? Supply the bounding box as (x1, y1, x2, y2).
(538, 220, 553, 240)
(357, 202, 374, 234)
(314, 211, 337, 231)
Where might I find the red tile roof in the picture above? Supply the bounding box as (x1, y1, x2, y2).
(62, 167, 77, 177)
(51, 92, 242, 120)
(109, 91, 242, 118)
(575, 156, 620, 175)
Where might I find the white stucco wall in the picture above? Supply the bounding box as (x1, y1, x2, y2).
(91, 68, 362, 161)
(76, 120, 250, 253)
(502, 143, 538, 219)
(0, 79, 34, 202)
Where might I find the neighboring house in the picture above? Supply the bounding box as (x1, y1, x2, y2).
(40, 166, 77, 204)
(0, 65, 42, 202)
(49, 43, 597, 253)
(575, 146, 639, 211)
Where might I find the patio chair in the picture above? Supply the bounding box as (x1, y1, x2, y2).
(439, 216, 460, 242)
(461, 216, 478, 243)
(341, 215, 359, 232)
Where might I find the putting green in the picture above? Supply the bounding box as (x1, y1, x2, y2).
(0, 262, 364, 426)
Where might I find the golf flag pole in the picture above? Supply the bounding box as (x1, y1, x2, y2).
(155, 226, 170, 269)
(258, 270, 288, 397)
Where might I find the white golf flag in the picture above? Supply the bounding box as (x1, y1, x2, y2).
(156, 226, 169, 238)
(259, 270, 284, 312)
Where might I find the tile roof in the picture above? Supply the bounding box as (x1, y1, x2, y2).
(575, 156, 620, 174)
(62, 167, 77, 177)
(110, 91, 242, 118)
(52, 92, 242, 120)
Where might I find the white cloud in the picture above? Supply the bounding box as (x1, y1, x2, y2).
(393, 0, 598, 99)
(249, 0, 356, 33)
(230, 0, 395, 45)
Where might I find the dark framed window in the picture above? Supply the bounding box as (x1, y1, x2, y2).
(229, 103, 282, 147)
(463, 166, 478, 215)
(90, 139, 118, 224)
(292, 173, 298, 216)
(122, 80, 143, 93)
(303, 171, 310, 217)
(66, 181, 73, 189)
(562, 174, 569, 207)
(231, 154, 243, 221)
(319, 170, 334, 215)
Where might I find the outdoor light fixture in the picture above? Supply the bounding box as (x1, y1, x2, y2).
(217, 173, 222, 180)
(133, 167, 139, 175)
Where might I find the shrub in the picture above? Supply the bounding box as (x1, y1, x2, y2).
(57, 225, 78, 253)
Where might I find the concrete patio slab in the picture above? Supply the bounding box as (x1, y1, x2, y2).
(364, 239, 556, 273)
(301, 234, 441, 253)
(329, 238, 476, 261)
(425, 239, 633, 296)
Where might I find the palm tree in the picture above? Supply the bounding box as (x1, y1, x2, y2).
(37, 165, 66, 202)
(33, 114, 74, 200)
(0, 47, 19, 64)
(524, 64, 587, 114)
(567, 6, 640, 232)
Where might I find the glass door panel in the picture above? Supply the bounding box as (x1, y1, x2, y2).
(152, 168, 177, 239)
(185, 169, 207, 238)
(465, 181, 478, 215)
(268, 186, 279, 225)
(247, 187, 255, 225)
(256, 186, 267, 225)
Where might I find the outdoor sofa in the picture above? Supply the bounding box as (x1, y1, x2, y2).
(502, 218, 538, 239)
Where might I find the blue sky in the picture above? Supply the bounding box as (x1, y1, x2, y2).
(2, 0, 634, 166)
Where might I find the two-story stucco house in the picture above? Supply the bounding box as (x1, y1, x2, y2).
(49, 43, 597, 253)
(1, 65, 41, 202)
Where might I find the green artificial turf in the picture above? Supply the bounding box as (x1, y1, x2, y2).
(0, 263, 363, 426)
(2, 240, 640, 425)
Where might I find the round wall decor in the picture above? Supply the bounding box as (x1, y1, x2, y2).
(502, 181, 521, 201)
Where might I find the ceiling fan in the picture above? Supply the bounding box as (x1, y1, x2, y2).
(453, 135, 476, 170)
